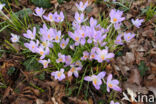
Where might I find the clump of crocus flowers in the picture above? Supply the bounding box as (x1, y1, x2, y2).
(1, 1, 143, 103)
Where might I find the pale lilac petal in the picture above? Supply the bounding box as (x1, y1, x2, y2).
(84, 76, 92, 81)
(97, 71, 106, 79)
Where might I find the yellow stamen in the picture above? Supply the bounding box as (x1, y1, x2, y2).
(59, 58, 63, 62)
(108, 83, 113, 88)
(40, 51, 44, 55)
(113, 18, 117, 22)
(101, 55, 105, 60)
(32, 45, 35, 49)
(55, 36, 59, 40)
(93, 79, 97, 85)
(75, 37, 79, 41)
(82, 33, 85, 37)
(62, 43, 65, 47)
(91, 54, 95, 58)
(49, 15, 53, 20)
(58, 17, 62, 20)
(48, 34, 51, 39)
(71, 67, 75, 72)
(78, 17, 81, 20)
(57, 72, 62, 78)
(44, 62, 48, 67)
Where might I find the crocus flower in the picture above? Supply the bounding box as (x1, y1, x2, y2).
(74, 60, 82, 67)
(74, 12, 86, 24)
(68, 31, 81, 46)
(131, 18, 144, 28)
(60, 38, 69, 49)
(75, 1, 88, 12)
(34, 7, 45, 17)
(84, 71, 106, 90)
(81, 51, 89, 60)
(90, 17, 97, 27)
(23, 27, 36, 40)
(51, 68, 65, 81)
(0, 4, 5, 11)
(54, 30, 61, 43)
(115, 34, 123, 45)
(36, 46, 49, 59)
(124, 32, 135, 42)
(107, 74, 121, 92)
(43, 28, 54, 41)
(10, 33, 20, 43)
(65, 55, 72, 66)
(43, 13, 55, 22)
(56, 53, 65, 63)
(95, 48, 114, 63)
(68, 65, 81, 78)
(55, 11, 64, 23)
(24, 40, 39, 53)
(39, 59, 50, 68)
(109, 9, 125, 23)
(114, 23, 121, 30)
(90, 47, 97, 60)
(110, 100, 119, 104)
(41, 40, 53, 48)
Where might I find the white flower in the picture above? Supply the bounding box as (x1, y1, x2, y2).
(0, 4, 5, 11)
(10, 33, 20, 43)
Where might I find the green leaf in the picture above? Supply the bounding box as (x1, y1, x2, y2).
(138, 61, 148, 77)
(23, 57, 41, 71)
(100, 83, 107, 93)
(7, 66, 16, 76)
(15, 8, 32, 18)
(36, 72, 45, 80)
(31, 0, 52, 8)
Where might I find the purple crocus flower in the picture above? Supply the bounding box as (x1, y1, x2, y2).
(68, 31, 81, 46)
(124, 32, 135, 42)
(65, 55, 72, 66)
(74, 60, 82, 67)
(109, 9, 125, 23)
(115, 34, 123, 45)
(95, 48, 114, 63)
(43, 28, 54, 41)
(84, 71, 106, 90)
(75, 1, 88, 12)
(24, 40, 39, 53)
(131, 18, 144, 28)
(0, 4, 5, 11)
(54, 30, 61, 43)
(114, 23, 121, 30)
(107, 74, 121, 92)
(36, 46, 49, 59)
(51, 68, 65, 81)
(60, 38, 69, 49)
(81, 51, 89, 60)
(90, 47, 97, 60)
(39, 59, 50, 68)
(56, 53, 65, 63)
(110, 100, 119, 104)
(43, 13, 55, 22)
(33, 7, 45, 17)
(40, 24, 48, 35)
(41, 40, 53, 48)
(23, 27, 36, 40)
(68, 65, 81, 78)
(55, 11, 64, 23)
(10, 33, 20, 43)
(90, 17, 97, 27)
(74, 12, 86, 24)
